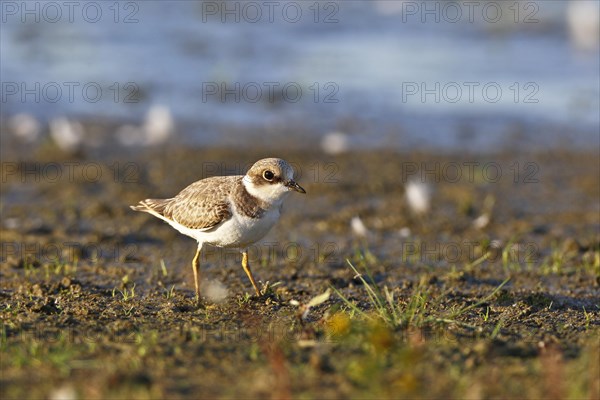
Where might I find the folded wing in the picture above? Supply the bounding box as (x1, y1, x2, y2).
(131, 176, 239, 231)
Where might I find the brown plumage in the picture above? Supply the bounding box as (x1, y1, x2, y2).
(130, 157, 306, 300)
(130, 175, 269, 231)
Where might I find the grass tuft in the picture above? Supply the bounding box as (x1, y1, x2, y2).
(333, 259, 509, 332)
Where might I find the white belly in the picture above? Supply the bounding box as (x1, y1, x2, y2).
(168, 207, 281, 249)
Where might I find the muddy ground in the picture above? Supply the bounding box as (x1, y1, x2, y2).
(1, 135, 599, 399)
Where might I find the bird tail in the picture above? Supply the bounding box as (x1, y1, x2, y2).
(130, 198, 171, 218)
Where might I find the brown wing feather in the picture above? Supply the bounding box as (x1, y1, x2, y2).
(162, 175, 240, 230)
(131, 198, 172, 214)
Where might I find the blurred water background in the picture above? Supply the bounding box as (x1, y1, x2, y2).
(1, 0, 599, 152)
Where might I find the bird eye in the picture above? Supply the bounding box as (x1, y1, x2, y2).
(263, 170, 275, 181)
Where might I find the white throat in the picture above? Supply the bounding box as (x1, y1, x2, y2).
(242, 176, 289, 207)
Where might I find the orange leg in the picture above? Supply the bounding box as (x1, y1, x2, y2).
(241, 251, 261, 296)
(192, 246, 201, 300)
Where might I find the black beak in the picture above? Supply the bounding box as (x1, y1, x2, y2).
(285, 179, 306, 194)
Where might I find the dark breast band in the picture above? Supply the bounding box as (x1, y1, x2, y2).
(232, 179, 267, 219)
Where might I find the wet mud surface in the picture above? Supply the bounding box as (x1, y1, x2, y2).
(1, 141, 599, 399)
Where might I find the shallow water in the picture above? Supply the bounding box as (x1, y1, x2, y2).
(2, 1, 599, 150)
